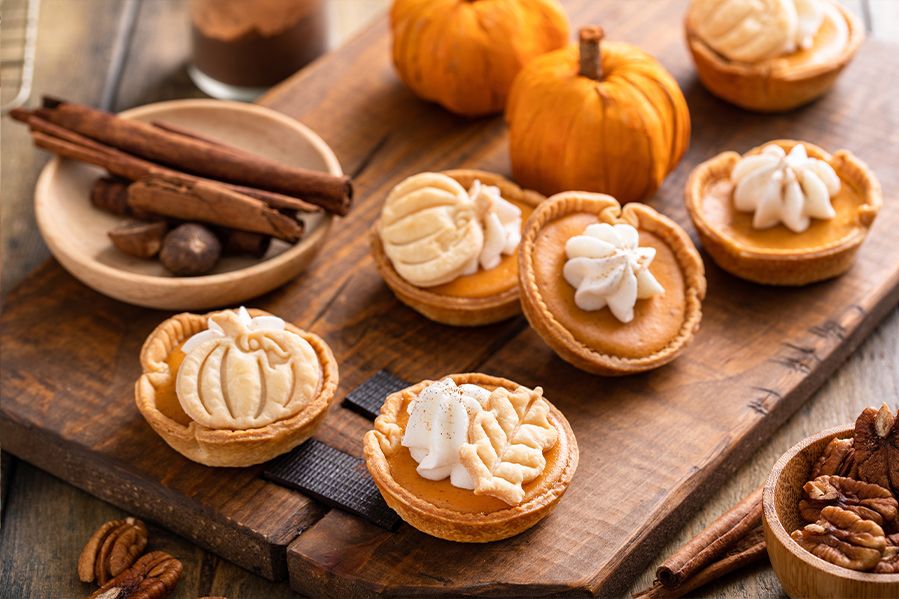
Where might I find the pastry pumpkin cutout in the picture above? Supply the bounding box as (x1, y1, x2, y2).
(176, 309, 322, 430)
(506, 26, 690, 203)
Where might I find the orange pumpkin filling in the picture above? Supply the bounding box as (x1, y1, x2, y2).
(699, 175, 866, 253)
(428, 200, 534, 298)
(532, 213, 687, 359)
(154, 343, 192, 426)
(386, 388, 565, 513)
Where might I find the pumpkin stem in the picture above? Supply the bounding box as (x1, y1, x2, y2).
(578, 26, 604, 80)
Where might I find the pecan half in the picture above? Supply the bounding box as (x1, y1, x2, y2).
(791, 506, 887, 571)
(78, 518, 149, 584)
(811, 437, 856, 479)
(852, 404, 899, 498)
(88, 551, 182, 599)
(800, 475, 898, 527)
(875, 544, 899, 574)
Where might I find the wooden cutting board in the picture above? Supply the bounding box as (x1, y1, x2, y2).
(2, 0, 897, 596)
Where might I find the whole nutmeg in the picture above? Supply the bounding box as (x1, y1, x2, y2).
(159, 224, 221, 276)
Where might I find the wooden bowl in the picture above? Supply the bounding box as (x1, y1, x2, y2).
(764, 426, 899, 598)
(34, 99, 341, 310)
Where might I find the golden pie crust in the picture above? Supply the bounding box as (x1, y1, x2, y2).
(685, 139, 881, 286)
(685, 0, 864, 112)
(370, 169, 544, 326)
(519, 192, 706, 375)
(363, 373, 578, 542)
(135, 309, 338, 467)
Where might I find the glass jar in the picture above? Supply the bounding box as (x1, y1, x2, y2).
(189, 0, 328, 101)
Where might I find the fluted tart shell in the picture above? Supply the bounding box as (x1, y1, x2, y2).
(363, 372, 578, 542)
(135, 309, 338, 467)
(518, 192, 706, 375)
(685, 140, 881, 286)
(370, 169, 544, 326)
(685, 0, 864, 112)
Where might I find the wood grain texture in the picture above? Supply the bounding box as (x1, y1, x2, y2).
(273, 2, 899, 593)
(2, 1, 898, 598)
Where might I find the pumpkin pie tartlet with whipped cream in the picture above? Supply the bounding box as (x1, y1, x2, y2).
(371, 170, 544, 326)
(685, 0, 864, 112)
(136, 307, 338, 467)
(518, 192, 706, 375)
(364, 373, 577, 542)
(686, 140, 881, 285)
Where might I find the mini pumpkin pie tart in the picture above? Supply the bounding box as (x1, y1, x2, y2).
(363, 373, 577, 542)
(518, 192, 706, 375)
(370, 169, 544, 326)
(135, 307, 338, 467)
(685, 140, 881, 285)
(685, 0, 864, 112)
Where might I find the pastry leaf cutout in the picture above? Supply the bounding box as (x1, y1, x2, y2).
(460, 386, 559, 506)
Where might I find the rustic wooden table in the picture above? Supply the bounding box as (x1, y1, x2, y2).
(1, 1, 896, 597)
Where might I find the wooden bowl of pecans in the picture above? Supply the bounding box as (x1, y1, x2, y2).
(764, 406, 899, 598)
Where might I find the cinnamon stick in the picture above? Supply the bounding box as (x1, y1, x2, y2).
(127, 176, 304, 243)
(10, 108, 322, 214)
(634, 534, 766, 599)
(38, 97, 352, 215)
(633, 486, 766, 598)
(91, 178, 273, 259)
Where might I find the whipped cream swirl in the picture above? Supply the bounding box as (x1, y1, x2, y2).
(401, 378, 490, 489)
(181, 306, 286, 354)
(467, 180, 522, 272)
(732, 143, 840, 233)
(563, 223, 665, 323)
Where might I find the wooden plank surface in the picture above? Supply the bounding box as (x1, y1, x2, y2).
(2, 1, 897, 598)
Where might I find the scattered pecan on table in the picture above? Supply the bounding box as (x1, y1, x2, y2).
(78, 518, 149, 585)
(87, 551, 182, 599)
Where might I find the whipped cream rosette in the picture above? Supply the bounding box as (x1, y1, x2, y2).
(732, 143, 840, 233)
(563, 223, 665, 323)
(378, 172, 522, 287)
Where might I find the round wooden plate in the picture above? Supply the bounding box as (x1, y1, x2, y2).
(34, 99, 340, 310)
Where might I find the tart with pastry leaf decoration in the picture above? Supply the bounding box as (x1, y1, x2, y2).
(363, 373, 578, 542)
(685, 0, 865, 112)
(135, 307, 338, 467)
(685, 139, 881, 285)
(371, 170, 543, 326)
(518, 192, 706, 375)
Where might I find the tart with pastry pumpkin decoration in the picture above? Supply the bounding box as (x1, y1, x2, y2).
(685, 0, 865, 112)
(506, 26, 690, 204)
(390, 0, 569, 117)
(518, 192, 706, 375)
(135, 307, 338, 467)
(371, 169, 544, 326)
(685, 139, 881, 285)
(363, 373, 578, 542)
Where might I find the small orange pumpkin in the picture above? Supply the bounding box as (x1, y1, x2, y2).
(506, 27, 691, 203)
(390, 0, 569, 117)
